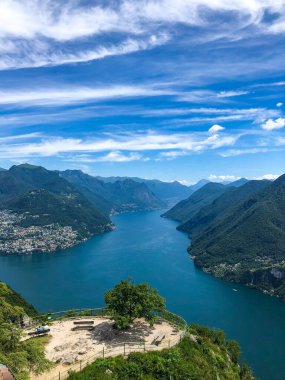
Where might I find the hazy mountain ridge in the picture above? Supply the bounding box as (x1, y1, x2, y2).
(96, 175, 193, 205)
(60, 170, 166, 214)
(162, 182, 233, 222)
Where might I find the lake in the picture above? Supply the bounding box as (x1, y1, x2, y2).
(0, 210, 284, 380)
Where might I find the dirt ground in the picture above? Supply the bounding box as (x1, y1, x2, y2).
(27, 316, 183, 380)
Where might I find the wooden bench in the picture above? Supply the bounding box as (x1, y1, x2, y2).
(71, 325, 94, 331)
(28, 329, 50, 336)
(152, 333, 165, 345)
(73, 321, 94, 325)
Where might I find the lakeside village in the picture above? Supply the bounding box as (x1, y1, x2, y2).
(0, 210, 80, 254)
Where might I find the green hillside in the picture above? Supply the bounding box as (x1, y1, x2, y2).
(189, 174, 285, 299)
(178, 180, 270, 235)
(0, 281, 36, 323)
(0, 281, 51, 379)
(67, 325, 254, 380)
(60, 170, 113, 215)
(0, 165, 112, 254)
(162, 182, 232, 222)
(7, 188, 110, 238)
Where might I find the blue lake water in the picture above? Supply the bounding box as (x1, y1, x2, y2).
(0, 210, 284, 380)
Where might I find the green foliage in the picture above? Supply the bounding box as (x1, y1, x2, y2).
(0, 281, 51, 379)
(105, 279, 165, 329)
(67, 326, 255, 380)
(0, 281, 36, 324)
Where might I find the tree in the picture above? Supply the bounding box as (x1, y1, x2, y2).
(0, 323, 22, 351)
(105, 279, 165, 329)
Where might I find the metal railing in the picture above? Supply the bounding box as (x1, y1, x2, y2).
(28, 308, 188, 380)
(49, 329, 187, 380)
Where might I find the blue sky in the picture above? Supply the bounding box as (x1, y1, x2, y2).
(0, 0, 284, 183)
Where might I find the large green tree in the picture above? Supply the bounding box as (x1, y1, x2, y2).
(105, 279, 165, 329)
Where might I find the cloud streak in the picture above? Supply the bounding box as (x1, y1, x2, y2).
(0, 85, 172, 107)
(0, 130, 239, 159)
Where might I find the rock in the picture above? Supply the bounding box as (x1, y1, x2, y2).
(61, 353, 78, 364)
(54, 343, 69, 352)
(105, 369, 113, 375)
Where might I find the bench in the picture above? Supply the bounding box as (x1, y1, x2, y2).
(28, 329, 50, 336)
(71, 325, 94, 331)
(152, 333, 165, 345)
(73, 321, 94, 325)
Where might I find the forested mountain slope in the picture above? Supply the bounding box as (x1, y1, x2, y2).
(162, 182, 232, 222)
(188, 174, 285, 299)
(178, 180, 270, 235)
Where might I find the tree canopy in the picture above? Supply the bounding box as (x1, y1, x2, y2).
(105, 279, 165, 329)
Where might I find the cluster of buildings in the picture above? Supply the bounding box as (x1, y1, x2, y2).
(0, 210, 79, 254)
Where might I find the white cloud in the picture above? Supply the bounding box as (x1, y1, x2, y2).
(158, 150, 188, 160)
(253, 174, 280, 180)
(0, 130, 239, 159)
(0, 34, 170, 70)
(92, 151, 144, 163)
(177, 179, 191, 186)
(220, 147, 278, 157)
(0, 1, 285, 70)
(217, 90, 249, 98)
(261, 117, 285, 131)
(208, 174, 241, 182)
(0, 85, 172, 107)
(208, 124, 225, 134)
(277, 102, 283, 107)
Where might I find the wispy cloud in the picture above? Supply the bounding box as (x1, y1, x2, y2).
(217, 90, 249, 98)
(0, 130, 239, 159)
(0, 85, 172, 107)
(66, 151, 145, 163)
(0, 34, 170, 70)
(1, 1, 285, 70)
(220, 147, 279, 157)
(156, 150, 189, 160)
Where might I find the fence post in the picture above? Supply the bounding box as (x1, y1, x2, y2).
(124, 343, 126, 356)
(103, 346, 105, 359)
(58, 371, 61, 380)
(144, 342, 146, 352)
(80, 361, 82, 371)
(169, 339, 170, 348)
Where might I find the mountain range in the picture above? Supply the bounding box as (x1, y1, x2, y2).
(165, 175, 285, 300)
(60, 170, 166, 214)
(0, 164, 196, 254)
(0, 164, 112, 242)
(95, 175, 196, 205)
